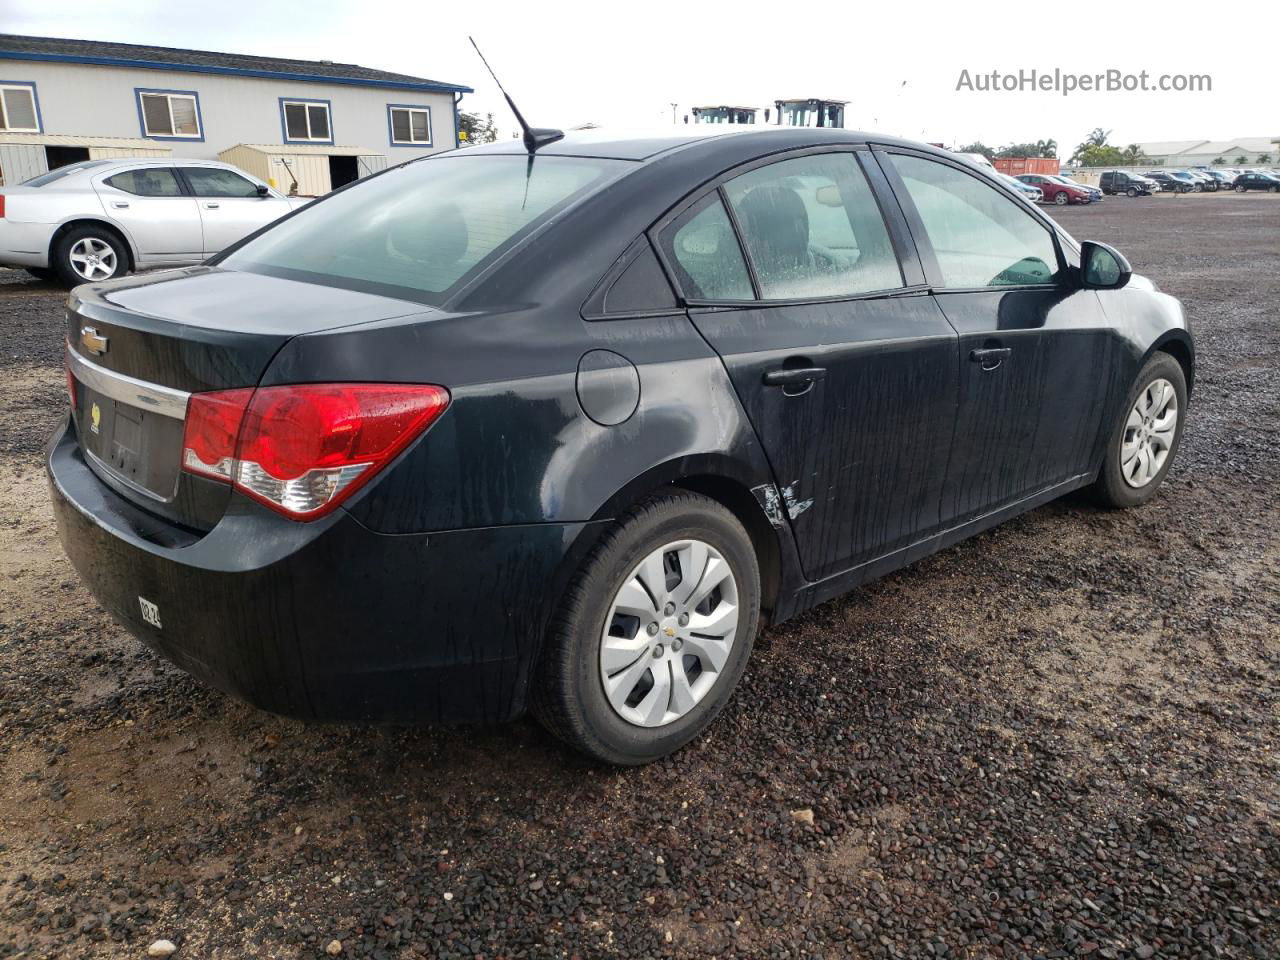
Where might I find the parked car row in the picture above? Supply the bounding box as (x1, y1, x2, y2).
(1014, 173, 1103, 205)
(1097, 168, 1280, 197)
(0, 158, 308, 288)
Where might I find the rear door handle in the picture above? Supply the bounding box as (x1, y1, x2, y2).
(969, 347, 1012, 370)
(762, 366, 827, 387)
(204, 202, 220, 209)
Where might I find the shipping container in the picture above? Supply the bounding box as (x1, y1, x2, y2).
(992, 156, 1060, 176)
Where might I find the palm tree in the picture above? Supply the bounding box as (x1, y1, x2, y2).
(1212, 156, 1226, 165)
(1259, 153, 1272, 164)
(1035, 138, 1058, 158)
(1235, 155, 1248, 164)
(1120, 144, 1148, 165)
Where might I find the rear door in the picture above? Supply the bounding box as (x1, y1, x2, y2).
(878, 148, 1118, 526)
(656, 149, 959, 582)
(93, 167, 203, 261)
(178, 166, 292, 255)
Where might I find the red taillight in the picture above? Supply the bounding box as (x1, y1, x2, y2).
(181, 383, 450, 520)
(0, 194, 6, 218)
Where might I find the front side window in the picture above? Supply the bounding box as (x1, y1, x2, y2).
(660, 195, 754, 301)
(282, 100, 332, 142)
(389, 106, 432, 145)
(182, 167, 260, 197)
(0, 83, 39, 132)
(104, 168, 183, 197)
(221, 155, 626, 304)
(138, 91, 201, 138)
(724, 152, 902, 299)
(889, 154, 1061, 288)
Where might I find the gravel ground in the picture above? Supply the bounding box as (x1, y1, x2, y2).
(0, 193, 1277, 960)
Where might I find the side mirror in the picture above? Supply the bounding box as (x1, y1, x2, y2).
(255, 183, 270, 198)
(1079, 240, 1131, 290)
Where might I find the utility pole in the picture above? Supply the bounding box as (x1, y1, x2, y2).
(670, 102, 678, 125)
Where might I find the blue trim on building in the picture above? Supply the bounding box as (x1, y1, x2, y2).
(134, 87, 205, 142)
(0, 50, 472, 94)
(386, 103, 432, 148)
(0, 79, 43, 133)
(279, 96, 335, 146)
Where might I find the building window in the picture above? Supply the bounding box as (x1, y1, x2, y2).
(281, 99, 332, 143)
(388, 105, 432, 146)
(0, 82, 40, 133)
(137, 89, 202, 139)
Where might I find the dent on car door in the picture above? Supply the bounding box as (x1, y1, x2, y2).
(180, 167, 286, 255)
(658, 150, 959, 584)
(880, 150, 1120, 525)
(94, 167, 203, 260)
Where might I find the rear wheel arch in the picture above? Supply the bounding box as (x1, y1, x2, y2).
(49, 219, 137, 272)
(582, 459, 786, 625)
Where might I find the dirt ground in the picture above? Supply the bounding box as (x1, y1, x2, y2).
(1, 193, 1277, 960)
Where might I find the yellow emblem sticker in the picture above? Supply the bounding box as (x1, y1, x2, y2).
(90, 402, 101, 435)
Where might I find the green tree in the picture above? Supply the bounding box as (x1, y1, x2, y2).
(1074, 144, 1127, 167)
(1070, 128, 1112, 164)
(1259, 153, 1272, 164)
(1235, 154, 1248, 164)
(1212, 156, 1226, 165)
(995, 140, 1058, 158)
(958, 141, 995, 159)
(1120, 144, 1149, 165)
(458, 111, 498, 146)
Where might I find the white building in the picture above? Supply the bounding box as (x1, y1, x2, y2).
(0, 34, 471, 194)
(1135, 136, 1278, 167)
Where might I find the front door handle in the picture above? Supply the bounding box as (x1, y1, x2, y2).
(969, 347, 1012, 371)
(204, 202, 220, 209)
(110, 201, 129, 209)
(762, 366, 827, 387)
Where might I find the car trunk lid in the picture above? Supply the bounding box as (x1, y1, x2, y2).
(66, 266, 425, 531)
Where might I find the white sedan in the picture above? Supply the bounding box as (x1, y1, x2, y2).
(0, 158, 308, 287)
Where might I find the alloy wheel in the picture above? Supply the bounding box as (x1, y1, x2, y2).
(599, 539, 739, 728)
(1120, 378, 1178, 488)
(68, 237, 118, 281)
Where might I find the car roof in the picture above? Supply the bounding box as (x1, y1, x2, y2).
(451, 126, 929, 162)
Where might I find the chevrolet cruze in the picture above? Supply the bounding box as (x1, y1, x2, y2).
(49, 128, 1193, 764)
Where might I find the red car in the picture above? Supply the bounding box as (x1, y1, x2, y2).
(1016, 174, 1093, 205)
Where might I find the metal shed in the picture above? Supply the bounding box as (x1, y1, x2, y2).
(218, 144, 388, 197)
(0, 134, 171, 186)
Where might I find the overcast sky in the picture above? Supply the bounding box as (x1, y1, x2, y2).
(6, 0, 1276, 156)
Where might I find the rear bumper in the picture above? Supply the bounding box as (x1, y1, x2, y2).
(0, 220, 52, 268)
(47, 416, 597, 725)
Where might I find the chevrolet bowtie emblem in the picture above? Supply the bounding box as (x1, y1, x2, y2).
(80, 326, 109, 356)
(663, 626, 676, 637)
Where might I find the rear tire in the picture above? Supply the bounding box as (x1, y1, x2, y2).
(51, 225, 129, 288)
(1092, 352, 1187, 509)
(531, 491, 760, 765)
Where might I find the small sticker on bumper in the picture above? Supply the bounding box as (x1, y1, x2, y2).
(138, 596, 162, 629)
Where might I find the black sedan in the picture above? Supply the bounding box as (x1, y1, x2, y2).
(1234, 172, 1280, 192)
(49, 128, 1193, 764)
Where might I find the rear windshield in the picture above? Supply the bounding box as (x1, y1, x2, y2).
(22, 160, 112, 187)
(219, 154, 629, 305)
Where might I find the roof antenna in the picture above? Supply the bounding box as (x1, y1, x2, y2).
(469, 37, 563, 153)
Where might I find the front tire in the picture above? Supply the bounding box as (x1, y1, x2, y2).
(531, 492, 760, 765)
(1092, 352, 1187, 509)
(1054, 191, 1069, 205)
(52, 226, 129, 288)
(1127, 187, 1139, 198)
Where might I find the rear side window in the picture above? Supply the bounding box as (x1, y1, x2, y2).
(659, 195, 753, 301)
(221, 155, 627, 304)
(889, 154, 1062, 288)
(724, 152, 902, 299)
(22, 160, 111, 187)
(182, 167, 260, 197)
(104, 168, 183, 197)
